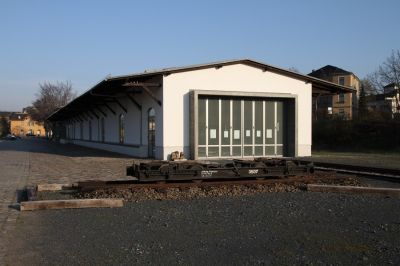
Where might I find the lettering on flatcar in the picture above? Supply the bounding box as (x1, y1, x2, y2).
(248, 169, 259, 174)
(201, 170, 218, 177)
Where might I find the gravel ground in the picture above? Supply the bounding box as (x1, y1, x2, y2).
(76, 174, 361, 202)
(33, 172, 361, 202)
(6, 191, 400, 265)
(35, 172, 400, 204)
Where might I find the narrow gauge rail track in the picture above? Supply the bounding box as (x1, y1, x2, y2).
(76, 174, 345, 193)
(75, 158, 400, 193)
(75, 158, 359, 193)
(299, 161, 400, 182)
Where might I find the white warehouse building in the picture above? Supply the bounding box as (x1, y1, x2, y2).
(48, 59, 352, 160)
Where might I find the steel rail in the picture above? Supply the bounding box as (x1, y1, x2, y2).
(76, 174, 345, 193)
(298, 161, 400, 183)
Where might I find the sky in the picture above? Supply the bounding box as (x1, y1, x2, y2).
(0, 0, 399, 111)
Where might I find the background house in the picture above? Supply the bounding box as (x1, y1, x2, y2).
(10, 112, 46, 137)
(367, 83, 400, 118)
(309, 65, 360, 120)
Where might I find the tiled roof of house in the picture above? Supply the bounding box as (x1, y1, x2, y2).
(366, 91, 398, 101)
(384, 83, 399, 88)
(0, 111, 13, 117)
(308, 65, 353, 79)
(9, 113, 29, 121)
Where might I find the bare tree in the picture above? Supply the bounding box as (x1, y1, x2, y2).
(26, 81, 76, 135)
(361, 77, 381, 95)
(28, 81, 76, 122)
(379, 50, 400, 112)
(365, 50, 400, 111)
(288, 67, 301, 73)
(378, 50, 400, 88)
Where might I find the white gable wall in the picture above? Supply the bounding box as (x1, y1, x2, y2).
(163, 63, 312, 159)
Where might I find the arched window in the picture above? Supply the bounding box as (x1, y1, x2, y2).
(101, 117, 105, 142)
(89, 120, 92, 141)
(97, 118, 100, 141)
(80, 121, 83, 140)
(73, 123, 76, 139)
(119, 114, 125, 144)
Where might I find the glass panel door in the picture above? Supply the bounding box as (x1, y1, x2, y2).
(254, 100, 264, 156)
(207, 98, 219, 157)
(197, 96, 285, 158)
(232, 99, 242, 157)
(221, 99, 231, 157)
(265, 101, 275, 156)
(198, 98, 206, 157)
(276, 101, 284, 156)
(264, 100, 285, 156)
(243, 100, 253, 156)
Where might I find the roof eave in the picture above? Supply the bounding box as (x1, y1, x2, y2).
(47, 59, 354, 121)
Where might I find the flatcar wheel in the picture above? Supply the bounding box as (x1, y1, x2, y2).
(159, 164, 169, 175)
(188, 165, 204, 177)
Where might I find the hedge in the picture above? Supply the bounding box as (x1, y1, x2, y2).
(312, 119, 400, 151)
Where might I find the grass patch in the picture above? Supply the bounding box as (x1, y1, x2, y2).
(310, 150, 400, 169)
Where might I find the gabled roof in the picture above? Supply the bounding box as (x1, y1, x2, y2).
(384, 83, 399, 88)
(308, 65, 354, 79)
(108, 59, 354, 88)
(0, 111, 13, 117)
(366, 90, 398, 101)
(48, 59, 354, 121)
(9, 113, 29, 121)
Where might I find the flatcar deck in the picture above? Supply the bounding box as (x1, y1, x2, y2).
(126, 158, 314, 182)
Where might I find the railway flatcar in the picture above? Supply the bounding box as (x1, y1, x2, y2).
(126, 158, 314, 182)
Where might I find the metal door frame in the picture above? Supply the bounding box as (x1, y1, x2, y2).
(190, 90, 297, 160)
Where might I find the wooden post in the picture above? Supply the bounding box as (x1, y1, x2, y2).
(20, 198, 124, 211)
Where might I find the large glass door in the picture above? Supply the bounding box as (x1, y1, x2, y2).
(254, 100, 264, 156)
(198, 97, 285, 158)
(265, 100, 284, 156)
(232, 99, 242, 157)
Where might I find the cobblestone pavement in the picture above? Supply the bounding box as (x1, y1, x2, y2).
(0, 138, 135, 265)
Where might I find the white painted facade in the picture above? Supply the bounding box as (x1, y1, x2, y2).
(163, 64, 312, 158)
(59, 61, 323, 160)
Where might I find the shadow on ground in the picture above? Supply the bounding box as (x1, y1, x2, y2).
(0, 138, 133, 158)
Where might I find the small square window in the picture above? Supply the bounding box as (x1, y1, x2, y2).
(338, 93, 345, 103)
(338, 76, 345, 86)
